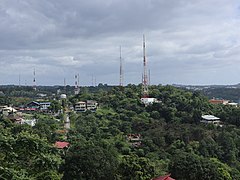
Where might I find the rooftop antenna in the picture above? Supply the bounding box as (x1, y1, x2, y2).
(33, 68, 36, 91)
(142, 35, 149, 98)
(119, 46, 123, 86)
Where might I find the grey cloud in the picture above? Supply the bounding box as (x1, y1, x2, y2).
(0, 0, 239, 85)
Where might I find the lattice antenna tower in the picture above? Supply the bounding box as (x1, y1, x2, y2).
(33, 68, 36, 91)
(119, 46, 124, 86)
(19, 73, 21, 87)
(74, 74, 80, 95)
(142, 35, 149, 98)
(64, 78, 66, 91)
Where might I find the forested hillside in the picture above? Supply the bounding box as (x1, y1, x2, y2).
(2, 85, 240, 179)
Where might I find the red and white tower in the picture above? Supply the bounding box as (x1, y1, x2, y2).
(142, 35, 149, 98)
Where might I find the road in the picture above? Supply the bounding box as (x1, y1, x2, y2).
(64, 113, 70, 130)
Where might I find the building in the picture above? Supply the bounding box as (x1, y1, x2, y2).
(127, 134, 142, 148)
(8, 114, 23, 124)
(74, 100, 98, 112)
(21, 119, 37, 126)
(152, 174, 175, 180)
(75, 101, 87, 112)
(201, 115, 222, 126)
(0, 105, 7, 111)
(1, 106, 17, 116)
(39, 102, 51, 111)
(86, 100, 98, 112)
(25, 101, 51, 111)
(227, 102, 238, 107)
(141, 97, 160, 105)
(54, 141, 70, 149)
(209, 99, 229, 105)
(26, 101, 40, 109)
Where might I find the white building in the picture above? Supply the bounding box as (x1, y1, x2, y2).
(201, 115, 222, 126)
(40, 102, 51, 111)
(2, 106, 17, 115)
(75, 101, 87, 112)
(21, 119, 37, 126)
(141, 97, 159, 105)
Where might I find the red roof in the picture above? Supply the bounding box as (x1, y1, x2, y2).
(54, 141, 70, 149)
(209, 99, 228, 104)
(152, 174, 175, 180)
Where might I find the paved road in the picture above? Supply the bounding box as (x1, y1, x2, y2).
(64, 114, 70, 130)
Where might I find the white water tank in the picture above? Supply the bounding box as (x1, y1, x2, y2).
(60, 94, 67, 99)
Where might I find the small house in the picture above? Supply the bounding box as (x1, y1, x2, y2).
(54, 141, 70, 149)
(2, 107, 17, 116)
(201, 115, 222, 126)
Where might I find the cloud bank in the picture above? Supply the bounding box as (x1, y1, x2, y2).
(0, 0, 240, 85)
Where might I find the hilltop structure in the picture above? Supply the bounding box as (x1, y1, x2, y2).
(140, 35, 157, 105)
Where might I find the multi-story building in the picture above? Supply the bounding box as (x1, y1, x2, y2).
(74, 100, 98, 112)
(86, 100, 98, 112)
(75, 101, 87, 112)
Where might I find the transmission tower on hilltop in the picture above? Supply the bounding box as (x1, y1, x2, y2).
(119, 46, 124, 87)
(33, 68, 36, 91)
(74, 74, 80, 95)
(142, 35, 149, 98)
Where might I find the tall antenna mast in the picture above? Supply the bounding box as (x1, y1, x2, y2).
(64, 78, 66, 91)
(142, 35, 149, 98)
(19, 73, 21, 87)
(148, 69, 151, 86)
(119, 46, 123, 86)
(33, 68, 36, 91)
(77, 73, 80, 89)
(74, 74, 80, 95)
(92, 74, 94, 86)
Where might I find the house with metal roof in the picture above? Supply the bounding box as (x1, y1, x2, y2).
(201, 115, 222, 126)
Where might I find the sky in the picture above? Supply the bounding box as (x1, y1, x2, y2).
(0, 0, 240, 86)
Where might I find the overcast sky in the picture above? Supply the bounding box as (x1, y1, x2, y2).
(0, 0, 240, 86)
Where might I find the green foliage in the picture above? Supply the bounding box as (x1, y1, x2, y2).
(3, 84, 240, 179)
(0, 129, 62, 179)
(118, 154, 155, 180)
(63, 145, 118, 180)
